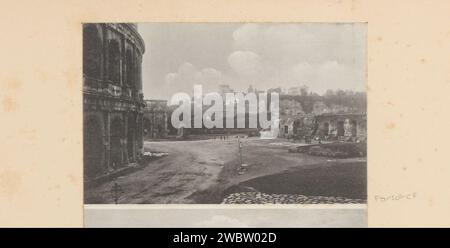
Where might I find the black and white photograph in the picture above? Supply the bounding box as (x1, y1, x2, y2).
(83, 23, 367, 226)
(8, 0, 450, 236)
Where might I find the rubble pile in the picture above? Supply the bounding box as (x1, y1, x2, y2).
(221, 192, 365, 204)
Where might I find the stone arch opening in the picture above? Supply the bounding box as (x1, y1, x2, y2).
(108, 40, 121, 84)
(136, 115, 143, 151)
(84, 117, 103, 178)
(83, 25, 102, 78)
(322, 122, 330, 136)
(351, 120, 357, 137)
(293, 120, 301, 135)
(125, 49, 135, 91)
(337, 120, 345, 136)
(157, 124, 163, 138)
(110, 117, 124, 168)
(143, 117, 151, 137)
(127, 114, 136, 161)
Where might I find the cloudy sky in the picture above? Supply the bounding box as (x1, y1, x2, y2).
(138, 23, 367, 100)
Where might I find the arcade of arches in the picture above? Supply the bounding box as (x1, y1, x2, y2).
(143, 100, 169, 139)
(83, 23, 145, 179)
(278, 113, 367, 141)
(315, 113, 367, 141)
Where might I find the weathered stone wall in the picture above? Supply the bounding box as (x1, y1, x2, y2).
(83, 23, 145, 179)
(143, 100, 169, 139)
(278, 99, 306, 138)
(315, 114, 367, 141)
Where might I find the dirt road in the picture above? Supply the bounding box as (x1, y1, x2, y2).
(85, 137, 366, 204)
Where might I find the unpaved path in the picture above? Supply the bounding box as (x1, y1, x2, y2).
(86, 139, 237, 203)
(85, 137, 366, 204)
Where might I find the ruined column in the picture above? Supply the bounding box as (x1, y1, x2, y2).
(101, 25, 108, 81)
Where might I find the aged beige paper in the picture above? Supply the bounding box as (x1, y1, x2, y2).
(1, 0, 449, 227)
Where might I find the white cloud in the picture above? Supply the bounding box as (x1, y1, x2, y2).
(228, 51, 263, 77)
(143, 23, 366, 99)
(164, 62, 226, 96)
(290, 61, 365, 93)
(227, 23, 367, 93)
(233, 23, 366, 65)
(232, 24, 261, 51)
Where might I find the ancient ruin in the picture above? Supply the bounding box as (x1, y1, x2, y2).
(83, 23, 145, 179)
(143, 100, 169, 139)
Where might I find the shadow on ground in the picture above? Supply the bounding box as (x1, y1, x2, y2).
(189, 161, 366, 203)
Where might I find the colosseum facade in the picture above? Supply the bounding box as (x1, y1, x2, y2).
(83, 23, 145, 179)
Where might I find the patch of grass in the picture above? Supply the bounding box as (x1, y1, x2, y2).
(226, 161, 367, 199)
(290, 142, 366, 158)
